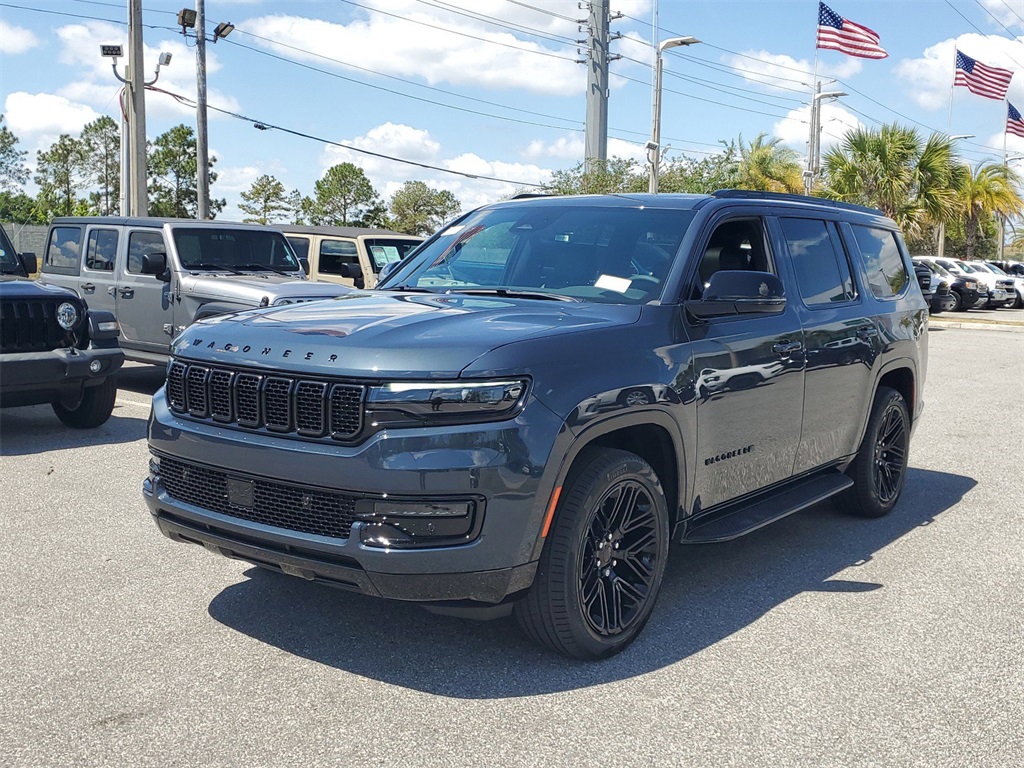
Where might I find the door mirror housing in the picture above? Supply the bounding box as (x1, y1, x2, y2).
(298, 257, 310, 275)
(141, 252, 170, 282)
(685, 270, 787, 319)
(377, 259, 402, 285)
(18, 252, 37, 275)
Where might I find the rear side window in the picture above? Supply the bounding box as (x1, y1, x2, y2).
(84, 229, 119, 272)
(780, 218, 855, 305)
(852, 225, 908, 299)
(44, 226, 83, 274)
(318, 239, 359, 275)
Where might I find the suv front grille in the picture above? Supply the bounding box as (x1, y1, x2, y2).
(158, 456, 358, 539)
(0, 298, 77, 354)
(167, 360, 365, 441)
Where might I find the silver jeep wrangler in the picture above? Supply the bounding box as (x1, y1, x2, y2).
(40, 217, 350, 365)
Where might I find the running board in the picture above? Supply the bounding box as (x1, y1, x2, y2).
(681, 472, 853, 544)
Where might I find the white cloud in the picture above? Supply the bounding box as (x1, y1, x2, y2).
(773, 102, 862, 157)
(0, 20, 39, 54)
(523, 134, 646, 163)
(3, 92, 101, 148)
(895, 34, 1024, 111)
(318, 122, 551, 211)
(979, 0, 1024, 31)
(721, 50, 861, 93)
(241, 5, 585, 96)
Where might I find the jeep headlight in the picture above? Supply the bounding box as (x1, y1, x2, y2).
(56, 302, 80, 330)
(367, 379, 528, 425)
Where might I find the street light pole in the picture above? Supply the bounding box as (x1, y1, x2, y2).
(195, 0, 210, 219)
(648, 35, 699, 194)
(803, 82, 846, 196)
(937, 134, 973, 258)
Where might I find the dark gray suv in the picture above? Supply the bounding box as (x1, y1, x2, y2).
(144, 191, 928, 658)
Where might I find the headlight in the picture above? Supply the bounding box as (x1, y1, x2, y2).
(367, 379, 528, 426)
(56, 302, 80, 330)
(272, 298, 294, 306)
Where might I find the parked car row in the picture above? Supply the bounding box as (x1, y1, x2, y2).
(913, 256, 1024, 312)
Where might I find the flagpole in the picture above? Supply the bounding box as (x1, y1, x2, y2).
(946, 48, 956, 134)
(806, 20, 821, 195)
(1000, 97, 1008, 260)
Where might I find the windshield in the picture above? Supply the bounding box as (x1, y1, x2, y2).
(0, 227, 22, 274)
(957, 262, 979, 273)
(365, 238, 423, 272)
(382, 204, 695, 304)
(172, 228, 302, 272)
(984, 263, 1008, 275)
(920, 260, 951, 278)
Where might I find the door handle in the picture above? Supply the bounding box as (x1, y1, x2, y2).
(81, 282, 95, 292)
(773, 340, 803, 355)
(856, 327, 879, 340)
(118, 287, 134, 298)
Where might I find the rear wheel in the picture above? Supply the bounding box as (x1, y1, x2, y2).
(514, 448, 670, 659)
(52, 377, 117, 428)
(838, 386, 909, 518)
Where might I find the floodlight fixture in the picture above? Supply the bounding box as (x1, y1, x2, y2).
(177, 8, 197, 29)
(100, 44, 123, 58)
(213, 22, 235, 41)
(158, 51, 173, 67)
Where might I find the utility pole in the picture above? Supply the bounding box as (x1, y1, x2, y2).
(127, 0, 148, 216)
(583, 0, 609, 174)
(803, 81, 845, 196)
(195, 0, 210, 219)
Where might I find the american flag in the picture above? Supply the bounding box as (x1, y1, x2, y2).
(1008, 102, 1024, 138)
(954, 50, 1013, 101)
(816, 2, 887, 60)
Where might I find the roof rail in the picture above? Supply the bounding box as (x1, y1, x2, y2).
(711, 189, 883, 216)
(511, 192, 554, 199)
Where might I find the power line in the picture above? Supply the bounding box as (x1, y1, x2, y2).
(0, 1, 173, 30)
(335, 0, 579, 62)
(997, 0, 1024, 26)
(409, 0, 578, 47)
(148, 85, 547, 188)
(503, 0, 579, 24)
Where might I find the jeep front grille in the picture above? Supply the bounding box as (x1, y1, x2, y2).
(166, 360, 364, 442)
(158, 456, 358, 539)
(0, 298, 79, 354)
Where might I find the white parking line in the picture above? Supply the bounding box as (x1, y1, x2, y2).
(116, 396, 153, 409)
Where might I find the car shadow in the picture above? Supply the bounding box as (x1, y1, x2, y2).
(0, 402, 148, 456)
(117, 364, 167, 397)
(207, 467, 974, 698)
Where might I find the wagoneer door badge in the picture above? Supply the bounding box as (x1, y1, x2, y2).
(704, 444, 755, 466)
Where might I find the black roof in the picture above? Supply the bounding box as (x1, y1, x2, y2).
(276, 224, 423, 239)
(50, 216, 280, 230)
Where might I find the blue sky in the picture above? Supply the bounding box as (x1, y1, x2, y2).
(4, 0, 1024, 220)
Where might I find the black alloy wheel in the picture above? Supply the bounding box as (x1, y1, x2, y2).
(839, 386, 910, 518)
(514, 447, 670, 659)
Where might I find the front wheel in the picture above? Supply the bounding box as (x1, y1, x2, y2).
(52, 377, 117, 428)
(950, 290, 963, 312)
(838, 386, 909, 518)
(514, 448, 670, 659)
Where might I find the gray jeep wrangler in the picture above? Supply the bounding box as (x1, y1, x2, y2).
(40, 218, 350, 365)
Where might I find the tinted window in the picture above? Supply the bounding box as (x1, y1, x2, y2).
(85, 229, 118, 272)
(172, 228, 300, 272)
(286, 236, 310, 261)
(128, 231, 166, 274)
(851, 226, 908, 299)
(781, 218, 854, 305)
(44, 226, 83, 273)
(0, 226, 20, 274)
(318, 239, 359, 276)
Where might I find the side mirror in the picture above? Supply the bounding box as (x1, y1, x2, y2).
(338, 262, 361, 279)
(141, 252, 170, 282)
(18, 251, 37, 275)
(685, 270, 787, 320)
(298, 257, 310, 275)
(377, 259, 401, 285)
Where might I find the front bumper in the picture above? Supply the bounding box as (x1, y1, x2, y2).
(144, 389, 564, 604)
(929, 293, 956, 313)
(0, 346, 124, 407)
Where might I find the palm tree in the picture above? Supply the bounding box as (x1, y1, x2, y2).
(957, 161, 1023, 259)
(734, 133, 803, 193)
(821, 124, 963, 240)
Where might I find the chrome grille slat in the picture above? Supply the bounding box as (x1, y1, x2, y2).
(166, 360, 364, 442)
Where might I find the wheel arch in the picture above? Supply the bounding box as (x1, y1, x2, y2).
(528, 411, 688, 560)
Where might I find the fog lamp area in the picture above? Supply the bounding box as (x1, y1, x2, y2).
(355, 498, 478, 549)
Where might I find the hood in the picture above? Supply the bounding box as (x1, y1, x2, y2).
(0, 276, 77, 299)
(181, 273, 352, 302)
(172, 291, 641, 378)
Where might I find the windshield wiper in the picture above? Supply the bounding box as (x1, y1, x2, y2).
(184, 263, 245, 275)
(444, 288, 580, 302)
(386, 285, 442, 293)
(237, 263, 294, 276)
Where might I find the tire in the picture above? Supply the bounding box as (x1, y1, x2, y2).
(514, 447, 670, 659)
(838, 386, 909, 518)
(949, 290, 963, 312)
(1014, 293, 1024, 309)
(52, 377, 117, 428)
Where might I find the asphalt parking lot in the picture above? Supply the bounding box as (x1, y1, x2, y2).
(1, 326, 1022, 767)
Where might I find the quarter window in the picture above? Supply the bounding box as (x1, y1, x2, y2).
(84, 229, 119, 272)
(44, 226, 83, 273)
(781, 218, 855, 305)
(852, 225, 908, 299)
